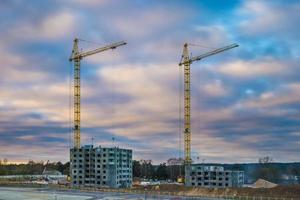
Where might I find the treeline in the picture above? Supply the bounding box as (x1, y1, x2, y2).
(224, 162, 300, 184)
(0, 159, 181, 180)
(132, 158, 300, 184)
(250, 162, 300, 184)
(132, 160, 184, 181)
(1, 158, 300, 184)
(215, 157, 300, 184)
(0, 160, 69, 175)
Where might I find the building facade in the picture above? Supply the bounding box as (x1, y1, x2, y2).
(70, 145, 132, 188)
(185, 164, 244, 188)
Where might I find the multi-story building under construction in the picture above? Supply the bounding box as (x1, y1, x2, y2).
(70, 145, 132, 188)
(185, 165, 244, 188)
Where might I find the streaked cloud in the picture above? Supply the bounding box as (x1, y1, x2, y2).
(238, 0, 300, 38)
(0, 0, 299, 164)
(216, 58, 286, 78)
(200, 80, 229, 97)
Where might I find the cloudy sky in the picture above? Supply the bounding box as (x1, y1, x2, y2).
(1, 0, 300, 164)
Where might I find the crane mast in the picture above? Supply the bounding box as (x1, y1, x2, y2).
(182, 43, 192, 165)
(179, 42, 238, 173)
(69, 38, 126, 149)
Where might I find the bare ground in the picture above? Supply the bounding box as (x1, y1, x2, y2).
(1, 181, 300, 198)
(135, 184, 300, 198)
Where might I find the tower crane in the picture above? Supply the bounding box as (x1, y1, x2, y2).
(178, 43, 238, 182)
(69, 38, 127, 149)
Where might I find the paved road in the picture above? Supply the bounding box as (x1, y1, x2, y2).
(0, 187, 223, 200)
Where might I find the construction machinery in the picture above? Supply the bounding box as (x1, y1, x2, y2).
(69, 38, 126, 148)
(178, 43, 238, 183)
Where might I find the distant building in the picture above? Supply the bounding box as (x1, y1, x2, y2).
(43, 170, 62, 176)
(167, 158, 184, 166)
(281, 174, 300, 185)
(70, 145, 132, 188)
(185, 164, 244, 188)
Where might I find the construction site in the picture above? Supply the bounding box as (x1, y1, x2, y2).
(67, 36, 244, 189)
(0, 36, 299, 200)
(63, 37, 298, 197)
(1, 1, 300, 199)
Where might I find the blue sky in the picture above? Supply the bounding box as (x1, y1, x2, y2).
(0, 0, 300, 164)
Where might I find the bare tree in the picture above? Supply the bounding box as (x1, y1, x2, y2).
(254, 156, 280, 183)
(259, 156, 273, 164)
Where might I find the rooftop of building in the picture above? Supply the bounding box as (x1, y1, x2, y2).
(190, 164, 244, 172)
(70, 145, 132, 152)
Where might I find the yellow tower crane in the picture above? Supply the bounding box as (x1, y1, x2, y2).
(69, 38, 126, 149)
(179, 43, 238, 183)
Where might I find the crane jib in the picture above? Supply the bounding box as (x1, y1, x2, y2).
(69, 41, 126, 61)
(178, 43, 238, 66)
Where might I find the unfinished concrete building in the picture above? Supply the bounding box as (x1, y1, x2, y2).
(185, 165, 244, 188)
(70, 145, 132, 188)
